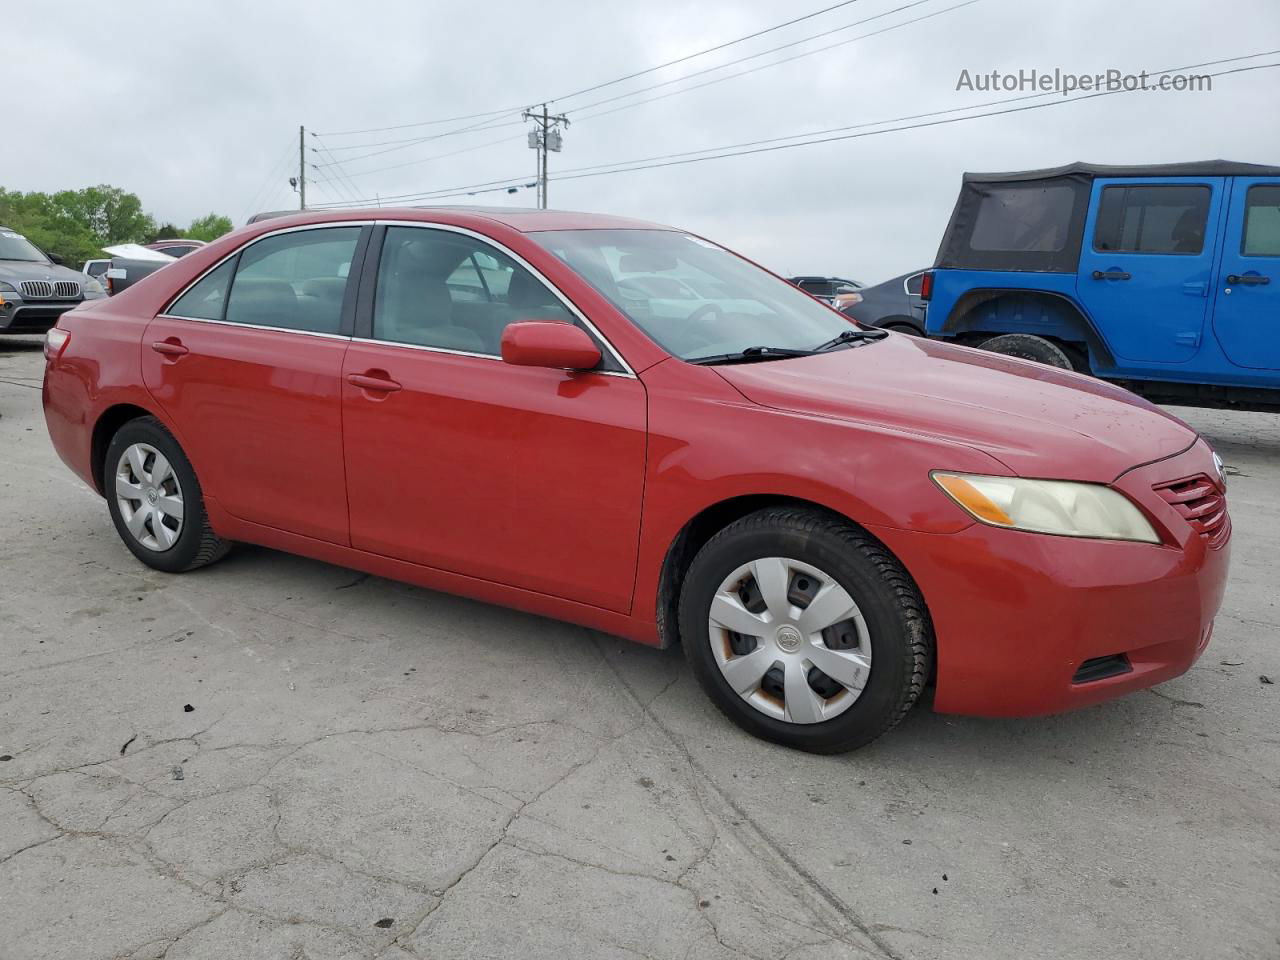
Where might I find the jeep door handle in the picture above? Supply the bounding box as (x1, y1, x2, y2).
(150, 340, 189, 357)
(1091, 270, 1131, 281)
(1227, 274, 1270, 285)
(347, 372, 402, 393)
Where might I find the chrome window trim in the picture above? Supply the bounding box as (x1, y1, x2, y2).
(347, 335, 634, 378)
(153, 313, 352, 341)
(162, 221, 369, 320)
(903, 272, 923, 297)
(373, 219, 636, 378)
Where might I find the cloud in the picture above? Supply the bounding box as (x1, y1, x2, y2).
(6, 0, 1277, 282)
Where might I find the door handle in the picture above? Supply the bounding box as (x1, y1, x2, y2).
(347, 372, 402, 393)
(150, 340, 189, 357)
(1091, 270, 1131, 281)
(1227, 274, 1270, 285)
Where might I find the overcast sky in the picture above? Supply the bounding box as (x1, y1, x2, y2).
(5, 0, 1278, 282)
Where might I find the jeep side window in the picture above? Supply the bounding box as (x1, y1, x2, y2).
(1242, 185, 1280, 257)
(969, 184, 1075, 253)
(1093, 185, 1211, 255)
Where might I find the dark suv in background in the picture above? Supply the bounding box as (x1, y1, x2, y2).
(0, 226, 105, 333)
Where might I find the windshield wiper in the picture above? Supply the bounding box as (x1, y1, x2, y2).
(687, 345, 816, 366)
(812, 328, 889, 353)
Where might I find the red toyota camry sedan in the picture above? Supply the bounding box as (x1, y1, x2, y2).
(42, 208, 1230, 752)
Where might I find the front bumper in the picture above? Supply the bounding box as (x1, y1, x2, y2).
(871, 439, 1230, 717)
(0, 296, 83, 333)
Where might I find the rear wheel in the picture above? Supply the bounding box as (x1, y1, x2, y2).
(882, 322, 922, 337)
(105, 417, 230, 573)
(679, 508, 932, 753)
(979, 333, 1073, 370)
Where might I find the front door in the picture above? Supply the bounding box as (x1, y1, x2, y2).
(341, 224, 647, 613)
(143, 225, 367, 544)
(1077, 178, 1224, 364)
(1212, 177, 1280, 371)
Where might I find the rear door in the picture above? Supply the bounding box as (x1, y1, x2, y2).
(341, 224, 647, 613)
(1077, 178, 1224, 363)
(1211, 178, 1280, 370)
(143, 224, 368, 544)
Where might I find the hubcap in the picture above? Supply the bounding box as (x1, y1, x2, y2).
(115, 443, 184, 552)
(707, 557, 871, 725)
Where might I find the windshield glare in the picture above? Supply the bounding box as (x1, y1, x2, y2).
(0, 229, 49, 263)
(532, 229, 856, 360)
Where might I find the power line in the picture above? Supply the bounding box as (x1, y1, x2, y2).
(551, 61, 1280, 186)
(570, 0, 975, 124)
(567, 0, 943, 116)
(304, 56, 1280, 209)
(313, 0, 967, 183)
(312, 0, 867, 140)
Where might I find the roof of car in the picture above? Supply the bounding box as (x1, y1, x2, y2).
(245, 206, 672, 232)
(963, 159, 1280, 183)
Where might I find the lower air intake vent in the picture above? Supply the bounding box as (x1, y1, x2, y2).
(1072, 654, 1132, 684)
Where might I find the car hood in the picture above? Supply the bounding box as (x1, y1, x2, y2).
(713, 335, 1197, 482)
(0, 260, 86, 285)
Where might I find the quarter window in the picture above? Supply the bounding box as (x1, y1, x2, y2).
(167, 259, 236, 321)
(1094, 185, 1211, 255)
(372, 227, 588, 360)
(224, 227, 360, 334)
(905, 273, 924, 296)
(970, 184, 1076, 253)
(1242, 184, 1280, 257)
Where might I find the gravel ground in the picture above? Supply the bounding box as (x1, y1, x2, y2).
(1, 337, 1277, 960)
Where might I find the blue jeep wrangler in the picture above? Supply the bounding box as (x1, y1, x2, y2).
(923, 160, 1280, 410)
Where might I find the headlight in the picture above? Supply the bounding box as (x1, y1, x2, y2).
(932, 472, 1160, 543)
(0, 281, 16, 292)
(82, 277, 105, 295)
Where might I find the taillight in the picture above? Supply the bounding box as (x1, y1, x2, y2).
(919, 271, 934, 301)
(44, 327, 70, 361)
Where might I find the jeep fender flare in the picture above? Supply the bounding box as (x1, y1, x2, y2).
(941, 288, 1115, 368)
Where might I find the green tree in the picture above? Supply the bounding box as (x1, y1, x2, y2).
(148, 222, 183, 243)
(50, 185, 155, 246)
(0, 188, 103, 267)
(185, 213, 233, 243)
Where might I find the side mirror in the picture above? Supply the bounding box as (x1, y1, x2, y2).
(46, 252, 66, 266)
(500, 321, 601, 371)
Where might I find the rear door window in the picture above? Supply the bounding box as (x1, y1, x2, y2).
(225, 227, 360, 334)
(167, 259, 236, 321)
(1242, 184, 1280, 257)
(1093, 185, 1211, 255)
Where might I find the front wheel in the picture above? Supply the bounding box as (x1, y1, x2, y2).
(679, 508, 932, 753)
(105, 416, 231, 573)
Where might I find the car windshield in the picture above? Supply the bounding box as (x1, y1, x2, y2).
(0, 229, 49, 263)
(532, 229, 860, 361)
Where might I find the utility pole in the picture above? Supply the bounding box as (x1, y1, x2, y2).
(298, 125, 307, 210)
(522, 104, 568, 209)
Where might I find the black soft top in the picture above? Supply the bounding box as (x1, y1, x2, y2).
(936, 159, 1280, 273)
(962, 159, 1280, 184)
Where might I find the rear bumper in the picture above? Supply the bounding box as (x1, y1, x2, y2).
(871, 440, 1230, 717)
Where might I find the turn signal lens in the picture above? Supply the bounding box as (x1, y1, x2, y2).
(44, 327, 70, 361)
(931, 472, 1160, 543)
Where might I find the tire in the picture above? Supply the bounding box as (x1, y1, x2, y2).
(979, 333, 1073, 370)
(679, 507, 932, 753)
(882, 322, 921, 337)
(104, 416, 231, 573)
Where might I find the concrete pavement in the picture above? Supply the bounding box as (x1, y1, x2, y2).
(1, 338, 1277, 960)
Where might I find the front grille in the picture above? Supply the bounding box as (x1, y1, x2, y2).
(1154, 474, 1230, 548)
(19, 280, 52, 298)
(54, 280, 80, 298)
